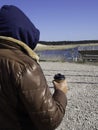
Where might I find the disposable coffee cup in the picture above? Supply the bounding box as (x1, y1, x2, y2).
(54, 73, 65, 83)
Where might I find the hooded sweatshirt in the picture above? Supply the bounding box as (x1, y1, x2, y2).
(0, 5, 40, 49)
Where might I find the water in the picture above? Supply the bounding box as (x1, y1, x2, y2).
(36, 47, 79, 62)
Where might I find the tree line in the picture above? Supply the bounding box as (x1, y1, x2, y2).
(39, 40, 98, 45)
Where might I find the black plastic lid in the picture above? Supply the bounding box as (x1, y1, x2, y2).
(54, 73, 65, 80)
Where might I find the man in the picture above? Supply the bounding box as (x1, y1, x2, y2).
(0, 5, 67, 130)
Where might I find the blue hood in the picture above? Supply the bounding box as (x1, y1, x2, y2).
(0, 5, 40, 49)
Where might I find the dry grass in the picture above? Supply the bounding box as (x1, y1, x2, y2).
(35, 43, 98, 51)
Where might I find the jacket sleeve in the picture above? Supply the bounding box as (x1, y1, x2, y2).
(18, 61, 67, 130)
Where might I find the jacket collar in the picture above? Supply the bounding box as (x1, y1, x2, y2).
(0, 36, 39, 63)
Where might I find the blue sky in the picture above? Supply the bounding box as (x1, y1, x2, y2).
(0, 0, 98, 41)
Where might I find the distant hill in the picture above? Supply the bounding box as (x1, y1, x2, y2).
(39, 40, 98, 45)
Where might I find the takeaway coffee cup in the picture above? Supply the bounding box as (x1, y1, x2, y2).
(54, 73, 65, 83)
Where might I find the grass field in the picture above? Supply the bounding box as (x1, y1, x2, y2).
(35, 43, 98, 51)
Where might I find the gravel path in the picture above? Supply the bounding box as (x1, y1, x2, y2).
(40, 62, 98, 130)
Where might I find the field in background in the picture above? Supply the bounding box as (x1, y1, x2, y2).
(35, 43, 98, 51)
(35, 43, 98, 63)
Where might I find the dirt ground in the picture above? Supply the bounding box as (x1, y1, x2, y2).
(40, 62, 98, 130)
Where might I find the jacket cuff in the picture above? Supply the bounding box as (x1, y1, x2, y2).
(53, 89, 67, 110)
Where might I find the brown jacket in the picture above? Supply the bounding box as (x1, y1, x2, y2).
(0, 36, 67, 130)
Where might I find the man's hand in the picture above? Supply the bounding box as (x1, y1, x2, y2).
(53, 80, 68, 94)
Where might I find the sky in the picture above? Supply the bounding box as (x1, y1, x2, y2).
(0, 0, 98, 41)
